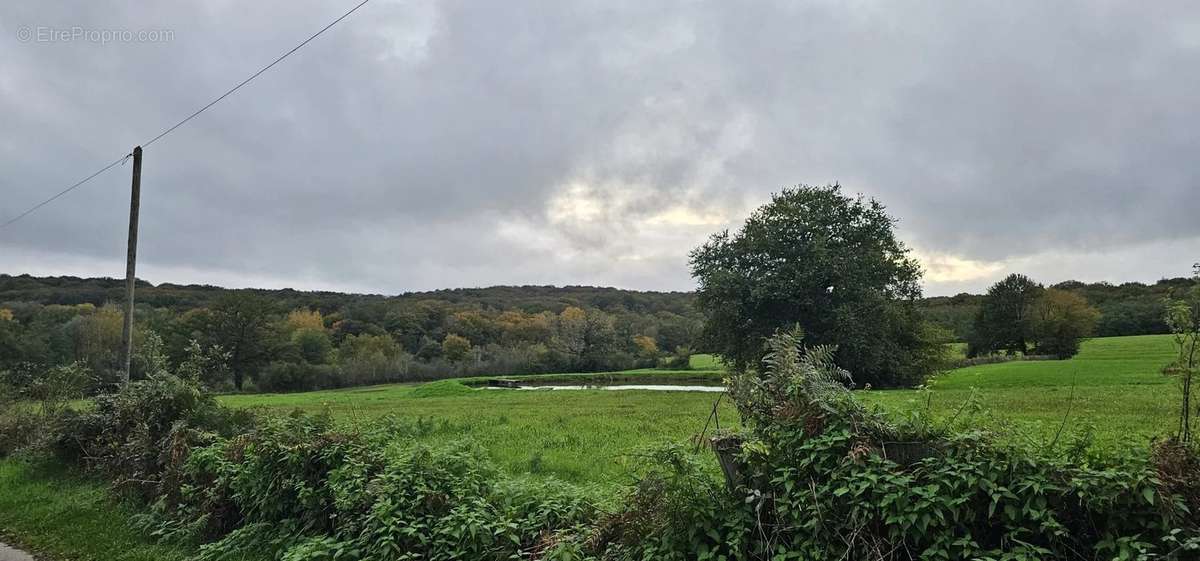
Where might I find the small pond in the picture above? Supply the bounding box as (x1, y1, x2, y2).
(484, 383, 725, 392)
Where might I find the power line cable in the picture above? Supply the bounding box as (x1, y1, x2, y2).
(0, 0, 373, 231)
(0, 153, 132, 229)
(142, 0, 371, 149)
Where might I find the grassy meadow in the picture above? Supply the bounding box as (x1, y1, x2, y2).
(863, 334, 1179, 451)
(220, 335, 1183, 483)
(221, 355, 737, 484)
(0, 460, 199, 561)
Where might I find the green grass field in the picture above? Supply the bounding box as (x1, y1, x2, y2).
(220, 354, 732, 483)
(863, 334, 1180, 451)
(0, 460, 200, 561)
(220, 337, 1182, 482)
(688, 353, 725, 371)
(222, 381, 738, 484)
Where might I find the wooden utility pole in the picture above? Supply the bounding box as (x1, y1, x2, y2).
(120, 146, 143, 385)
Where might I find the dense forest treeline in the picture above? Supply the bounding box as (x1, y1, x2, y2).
(0, 274, 701, 392)
(0, 275, 697, 315)
(0, 273, 1194, 392)
(4, 273, 1192, 339)
(920, 276, 1199, 341)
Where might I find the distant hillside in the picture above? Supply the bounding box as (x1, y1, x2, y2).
(0, 274, 696, 316)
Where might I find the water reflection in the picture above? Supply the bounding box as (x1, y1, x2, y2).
(485, 384, 725, 392)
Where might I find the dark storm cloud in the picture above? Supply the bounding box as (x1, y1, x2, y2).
(1, 0, 1198, 295)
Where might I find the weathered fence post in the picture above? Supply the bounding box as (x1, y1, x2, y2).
(710, 434, 745, 491)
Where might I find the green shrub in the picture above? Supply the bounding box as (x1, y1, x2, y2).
(0, 361, 92, 456)
(660, 346, 693, 370)
(0, 411, 38, 457)
(49, 374, 253, 499)
(591, 444, 750, 560)
(1, 361, 91, 417)
(256, 362, 339, 393)
(141, 414, 602, 561)
(729, 422, 1196, 559)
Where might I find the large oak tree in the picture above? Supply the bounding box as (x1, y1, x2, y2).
(689, 184, 945, 388)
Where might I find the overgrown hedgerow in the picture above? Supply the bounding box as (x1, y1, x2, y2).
(48, 374, 254, 500)
(679, 327, 1200, 560)
(144, 413, 603, 561)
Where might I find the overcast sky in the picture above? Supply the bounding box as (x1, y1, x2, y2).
(2, 1, 1198, 297)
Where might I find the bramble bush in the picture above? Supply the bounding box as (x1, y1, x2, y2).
(136, 413, 603, 561)
(48, 372, 254, 500)
(0, 361, 91, 454)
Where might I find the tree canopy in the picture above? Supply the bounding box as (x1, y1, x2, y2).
(689, 184, 944, 388)
(1030, 288, 1099, 358)
(968, 273, 1043, 356)
(969, 274, 1101, 359)
(0, 280, 702, 393)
